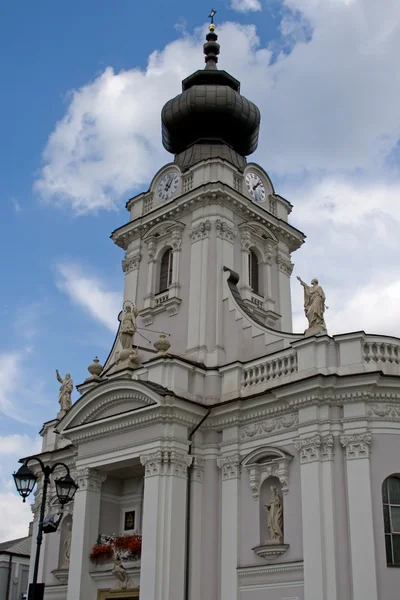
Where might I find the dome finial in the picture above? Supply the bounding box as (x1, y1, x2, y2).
(204, 8, 220, 70)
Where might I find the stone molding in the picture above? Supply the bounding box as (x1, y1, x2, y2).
(189, 220, 211, 242)
(276, 253, 294, 276)
(122, 251, 141, 274)
(237, 561, 303, 578)
(140, 450, 192, 478)
(217, 454, 241, 480)
(191, 456, 205, 482)
(112, 185, 303, 253)
(340, 433, 372, 459)
(240, 413, 298, 441)
(215, 219, 236, 242)
(144, 222, 185, 260)
(294, 434, 334, 464)
(242, 447, 292, 498)
(79, 391, 156, 425)
(72, 468, 107, 492)
(367, 403, 400, 420)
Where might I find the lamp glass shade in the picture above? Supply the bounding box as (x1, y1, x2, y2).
(55, 474, 78, 505)
(13, 464, 37, 500)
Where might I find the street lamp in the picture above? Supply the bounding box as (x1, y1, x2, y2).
(13, 457, 78, 600)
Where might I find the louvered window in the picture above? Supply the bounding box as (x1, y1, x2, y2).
(383, 476, 400, 566)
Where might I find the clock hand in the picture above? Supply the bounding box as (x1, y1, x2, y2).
(252, 181, 262, 190)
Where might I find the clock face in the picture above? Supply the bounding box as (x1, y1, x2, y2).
(245, 172, 266, 202)
(157, 172, 179, 201)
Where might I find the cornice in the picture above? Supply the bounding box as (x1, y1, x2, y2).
(111, 183, 304, 252)
(237, 561, 303, 578)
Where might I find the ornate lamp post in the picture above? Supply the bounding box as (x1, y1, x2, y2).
(13, 457, 78, 600)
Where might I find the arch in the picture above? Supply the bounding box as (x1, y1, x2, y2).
(242, 446, 293, 498)
(382, 474, 400, 566)
(159, 247, 173, 293)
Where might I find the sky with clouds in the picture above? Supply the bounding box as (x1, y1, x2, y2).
(1, 0, 400, 541)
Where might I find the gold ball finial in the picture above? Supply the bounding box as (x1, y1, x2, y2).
(209, 23, 216, 32)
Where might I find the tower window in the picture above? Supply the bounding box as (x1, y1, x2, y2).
(159, 248, 173, 293)
(249, 249, 260, 295)
(383, 476, 400, 566)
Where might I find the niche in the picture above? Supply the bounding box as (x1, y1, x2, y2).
(59, 514, 73, 569)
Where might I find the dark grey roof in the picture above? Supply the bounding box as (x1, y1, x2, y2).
(0, 536, 31, 556)
(161, 27, 260, 168)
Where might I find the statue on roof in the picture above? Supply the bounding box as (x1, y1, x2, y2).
(56, 370, 73, 413)
(297, 276, 327, 336)
(116, 301, 139, 367)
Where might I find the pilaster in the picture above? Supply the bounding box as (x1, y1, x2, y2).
(140, 449, 192, 600)
(276, 248, 294, 331)
(294, 434, 338, 600)
(122, 248, 141, 303)
(66, 468, 106, 600)
(217, 454, 241, 600)
(340, 432, 378, 600)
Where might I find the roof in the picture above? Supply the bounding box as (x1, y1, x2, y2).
(0, 536, 32, 556)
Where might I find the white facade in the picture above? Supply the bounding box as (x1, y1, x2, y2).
(25, 80, 400, 600)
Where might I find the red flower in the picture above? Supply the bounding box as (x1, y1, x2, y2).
(89, 544, 113, 563)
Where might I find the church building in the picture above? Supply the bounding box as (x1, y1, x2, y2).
(23, 18, 400, 600)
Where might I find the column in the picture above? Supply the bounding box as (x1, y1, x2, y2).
(122, 249, 141, 303)
(340, 433, 378, 600)
(264, 240, 276, 312)
(66, 469, 106, 600)
(295, 434, 338, 600)
(217, 454, 240, 600)
(143, 238, 156, 309)
(140, 449, 192, 600)
(188, 456, 205, 600)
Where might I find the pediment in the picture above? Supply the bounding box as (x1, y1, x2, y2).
(58, 381, 162, 433)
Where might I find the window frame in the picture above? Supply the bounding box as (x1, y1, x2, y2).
(383, 475, 400, 567)
(248, 248, 261, 296)
(158, 247, 173, 293)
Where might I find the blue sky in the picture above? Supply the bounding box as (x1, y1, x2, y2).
(1, 0, 400, 540)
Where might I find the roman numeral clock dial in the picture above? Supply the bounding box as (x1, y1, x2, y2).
(245, 172, 266, 203)
(156, 172, 179, 201)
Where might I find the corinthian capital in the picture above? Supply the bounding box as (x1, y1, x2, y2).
(340, 433, 372, 459)
(72, 468, 107, 492)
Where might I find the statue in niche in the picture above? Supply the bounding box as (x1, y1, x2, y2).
(297, 276, 327, 336)
(116, 301, 139, 366)
(56, 370, 73, 413)
(62, 520, 72, 568)
(265, 485, 283, 544)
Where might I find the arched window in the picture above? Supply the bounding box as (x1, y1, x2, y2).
(383, 475, 400, 566)
(159, 248, 173, 293)
(249, 249, 260, 295)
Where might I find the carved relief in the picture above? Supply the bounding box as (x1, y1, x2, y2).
(240, 413, 298, 441)
(145, 238, 157, 261)
(140, 450, 192, 478)
(217, 454, 241, 480)
(242, 448, 292, 498)
(294, 435, 322, 464)
(122, 251, 141, 274)
(215, 219, 236, 242)
(189, 220, 211, 242)
(191, 456, 205, 482)
(171, 227, 183, 251)
(240, 229, 252, 251)
(277, 254, 294, 276)
(367, 404, 400, 419)
(340, 433, 372, 459)
(72, 468, 107, 491)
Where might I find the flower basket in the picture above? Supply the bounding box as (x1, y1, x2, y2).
(89, 533, 142, 563)
(89, 544, 114, 564)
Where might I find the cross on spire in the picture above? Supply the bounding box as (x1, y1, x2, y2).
(208, 8, 217, 25)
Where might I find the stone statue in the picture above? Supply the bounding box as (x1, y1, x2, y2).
(111, 556, 132, 590)
(297, 276, 327, 336)
(56, 370, 73, 412)
(116, 301, 139, 366)
(62, 520, 72, 568)
(265, 486, 283, 544)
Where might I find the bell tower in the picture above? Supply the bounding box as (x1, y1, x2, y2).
(110, 21, 304, 367)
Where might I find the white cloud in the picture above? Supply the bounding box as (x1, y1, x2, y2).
(34, 2, 400, 212)
(56, 262, 122, 331)
(11, 197, 21, 213)
(0, 434, 42, 543)
(231, 0, 262, 12)
(0, 353, 43, 423)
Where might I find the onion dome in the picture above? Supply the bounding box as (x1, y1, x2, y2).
(161, 16, 260, 171)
